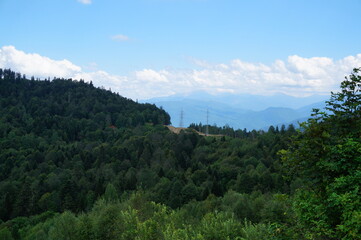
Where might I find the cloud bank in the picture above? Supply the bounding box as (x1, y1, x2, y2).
(1, 45, 361, 99)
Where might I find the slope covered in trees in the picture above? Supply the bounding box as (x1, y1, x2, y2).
(0, 68, 171, 219)
(0, 68, 360, 239)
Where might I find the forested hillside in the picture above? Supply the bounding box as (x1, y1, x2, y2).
(0, 68, 359, 239)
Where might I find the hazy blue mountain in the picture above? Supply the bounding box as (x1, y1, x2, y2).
(142, 92, 328, 130)
(146, 91, 328, 111)
(268, 101, 327, 130)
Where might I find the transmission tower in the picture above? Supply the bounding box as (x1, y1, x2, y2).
(179, 109, 184, 128)
(206, 109, 209, 136)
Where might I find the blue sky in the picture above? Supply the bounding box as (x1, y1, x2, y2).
(1, 0, 361, 99)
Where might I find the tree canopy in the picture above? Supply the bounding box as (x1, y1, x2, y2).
(281, 68, 361, 239)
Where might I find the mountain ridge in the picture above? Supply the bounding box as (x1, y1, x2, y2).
(142, 92, 328, 130)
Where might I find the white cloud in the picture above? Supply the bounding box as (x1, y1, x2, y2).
(0, 46, 81, 78)
(74, 71, 127, 88)
(135, 69, 169, 83)
(1, 45, 361, 100)
(77, 0, 92, 4)
(111, 35, 130, 42)
(130, 54, 361, 98)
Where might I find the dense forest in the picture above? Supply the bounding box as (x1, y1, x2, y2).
(0, 68, 360, 239)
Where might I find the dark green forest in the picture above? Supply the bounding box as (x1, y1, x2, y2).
(0, 68, 359, 239)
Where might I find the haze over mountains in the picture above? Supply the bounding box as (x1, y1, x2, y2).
(143, 92, 328, 130)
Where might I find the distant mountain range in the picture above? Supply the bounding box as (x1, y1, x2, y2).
(141, 92, 328, 130)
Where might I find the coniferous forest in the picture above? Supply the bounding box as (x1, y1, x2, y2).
(0, 68, 360, 239)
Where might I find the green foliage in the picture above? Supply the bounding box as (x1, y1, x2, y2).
(198, 212, 242, 240)
(239, 220, 273, 240)
(0, 227, 14, 240)
(48, 211, 78, 240)
(93, 204, 124, 240)
(281, 68, 361, 239)
(76, 214, 96, 240)
(327, 68, 361, 119)
(0, 190, 297, 240)
(104, 183, 119, 203)
(1, 197, 236, 240)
